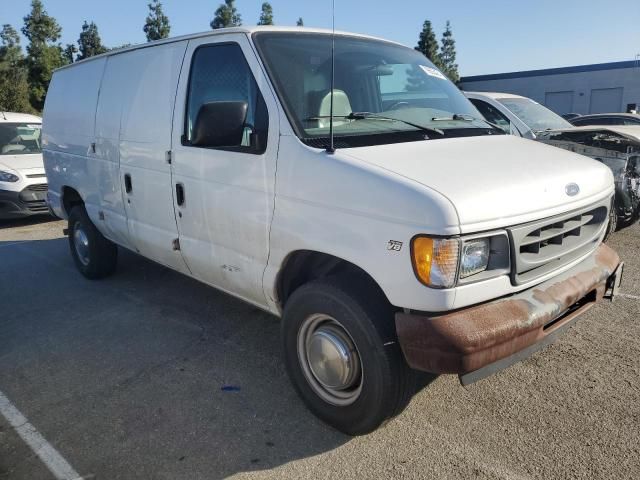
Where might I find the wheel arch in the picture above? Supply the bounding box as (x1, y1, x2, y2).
(274, 249, 391, 312)
(61, 186, 84, 216)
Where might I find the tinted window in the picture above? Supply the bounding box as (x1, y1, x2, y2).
(469, 99, 511, 133)
(185, 43, 268, 153)
(0, 123, 42, 155)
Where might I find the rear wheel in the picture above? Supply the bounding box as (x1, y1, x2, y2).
(282, 274, 416, 435)
(68, 206, 118, 279)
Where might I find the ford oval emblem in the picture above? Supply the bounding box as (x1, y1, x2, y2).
(565, 183, 580, 197)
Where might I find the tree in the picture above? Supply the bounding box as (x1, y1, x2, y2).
(63, 43, 77, 63)
(257, 2, 274, 25)
(22, 0, 66, 111)
(296, 17, 304, 26)
(210, 0, 242, 29)
(144, 0, 170, 42)
(0, 25, 33, 113)
(77, 21, 108, 61)
(414, 20, 442, 69)
(439, 21, 459, 82)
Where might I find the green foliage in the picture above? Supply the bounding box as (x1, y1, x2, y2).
(22, 0, 66, 111)
(77, 21, 108, 61)
(258, 2, 274, 25)
(144, 0, 171, 42)
(0, 25, 34, 113)
(211, 0, 242, 29)
(63, 43, 77, 63)
(408, 19, 460, 89)
(414, 20, 442, 69)
(439, 21, 459, 83)
(296, 17, 304, 26)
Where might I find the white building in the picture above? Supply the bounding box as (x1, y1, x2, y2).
(460, 60, 640, 115)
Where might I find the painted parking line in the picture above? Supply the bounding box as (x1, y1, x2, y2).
(620, 293, 640, 300)
(0, 390, 83, 480)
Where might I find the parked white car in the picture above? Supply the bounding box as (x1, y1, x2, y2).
(0, 112, 49, 219)
(464, 92, 640, 231)
(43, 27, 623, 435)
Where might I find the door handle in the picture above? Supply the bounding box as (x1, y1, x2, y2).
(124, 173, 132, 193)
(176, 183, 185, 206)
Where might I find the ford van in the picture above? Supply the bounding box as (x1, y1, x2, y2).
(43, 27, 623, 435)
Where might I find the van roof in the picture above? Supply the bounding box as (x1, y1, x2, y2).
(0, 112, 42, 123)
(55, 26, 403, 72)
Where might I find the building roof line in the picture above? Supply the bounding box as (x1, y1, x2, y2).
(461, 60, 639, 83)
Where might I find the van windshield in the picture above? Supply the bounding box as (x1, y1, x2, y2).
(253, 32, 496, 148)
(0, 123, 42, 155)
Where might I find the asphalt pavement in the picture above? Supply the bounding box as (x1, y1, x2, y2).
(1, 215, 639, 479)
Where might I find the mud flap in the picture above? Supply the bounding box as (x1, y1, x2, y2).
(605, 262, 624, 301)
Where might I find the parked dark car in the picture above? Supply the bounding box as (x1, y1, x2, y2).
(570, 113, 640, 127)
(562, 113, 582, 121)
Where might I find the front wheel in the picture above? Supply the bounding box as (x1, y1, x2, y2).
(282, 275, 415, 435)
(68, 206, 118, 279)
(603, 201, 618, 242)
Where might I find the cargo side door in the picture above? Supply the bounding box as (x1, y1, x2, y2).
(116, 41, 190, 273)
(170, 34, 279, 307)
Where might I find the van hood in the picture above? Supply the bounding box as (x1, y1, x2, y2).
(341, 135, 614, 233)
(0, 153, 44, 171)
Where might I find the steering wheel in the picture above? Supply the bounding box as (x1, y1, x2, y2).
(387, 101, 411, 111)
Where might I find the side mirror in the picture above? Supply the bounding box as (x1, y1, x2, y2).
(191, 101, 248, 148)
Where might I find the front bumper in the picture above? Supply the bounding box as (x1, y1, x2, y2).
(396, 243, 622, 385)
(0, 185, 50, 219)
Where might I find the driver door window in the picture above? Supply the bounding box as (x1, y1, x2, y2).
(184, 43, 268, 154)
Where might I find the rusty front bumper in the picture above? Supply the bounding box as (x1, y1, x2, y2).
(396, 244, 622, 385)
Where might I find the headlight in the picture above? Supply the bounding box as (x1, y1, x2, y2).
(411, 237, 460, 288)
(460, 239, 490, 278)
(0, 170, 19, 182)
(411, 233, 509, 288)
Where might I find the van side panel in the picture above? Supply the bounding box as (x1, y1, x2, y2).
(93, 56, 132, 249)
(43, 58, 106, 221)
(116, 41, 189, 271)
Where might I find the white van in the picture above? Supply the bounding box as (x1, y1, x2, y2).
(0, 112, 48, 219)
(43, 27, 623, 435)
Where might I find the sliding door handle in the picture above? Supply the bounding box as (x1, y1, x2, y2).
(124, 173, 132, 193)
(176, 183, 185, 206)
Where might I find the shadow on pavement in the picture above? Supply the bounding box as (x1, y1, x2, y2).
(0, 214, 56, 230)
(0, 237, 435, 479)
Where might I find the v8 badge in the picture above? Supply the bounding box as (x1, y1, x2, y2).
(387, 240, 403, 252)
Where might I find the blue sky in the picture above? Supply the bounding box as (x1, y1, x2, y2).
(2, 0, 639, 76)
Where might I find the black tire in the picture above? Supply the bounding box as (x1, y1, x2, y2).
(67, 206, 118, 279)
(282, 274, 416, 435)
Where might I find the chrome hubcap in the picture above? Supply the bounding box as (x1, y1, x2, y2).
(298, 314, 363, 406)
(73, 222, 90, 266)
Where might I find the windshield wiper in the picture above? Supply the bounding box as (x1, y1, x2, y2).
(304, 112, 445, 137)
(431, 113, 506, 133)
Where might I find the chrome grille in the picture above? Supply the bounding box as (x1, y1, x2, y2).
(509, 198, 610, 284)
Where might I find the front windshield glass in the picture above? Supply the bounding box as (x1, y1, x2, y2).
(497, 98, 572, 132)
(253, 33, 493, 147)
(0, 123, 42, 155)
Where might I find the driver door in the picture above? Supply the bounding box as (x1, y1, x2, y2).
(170, 34, 280, 307)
